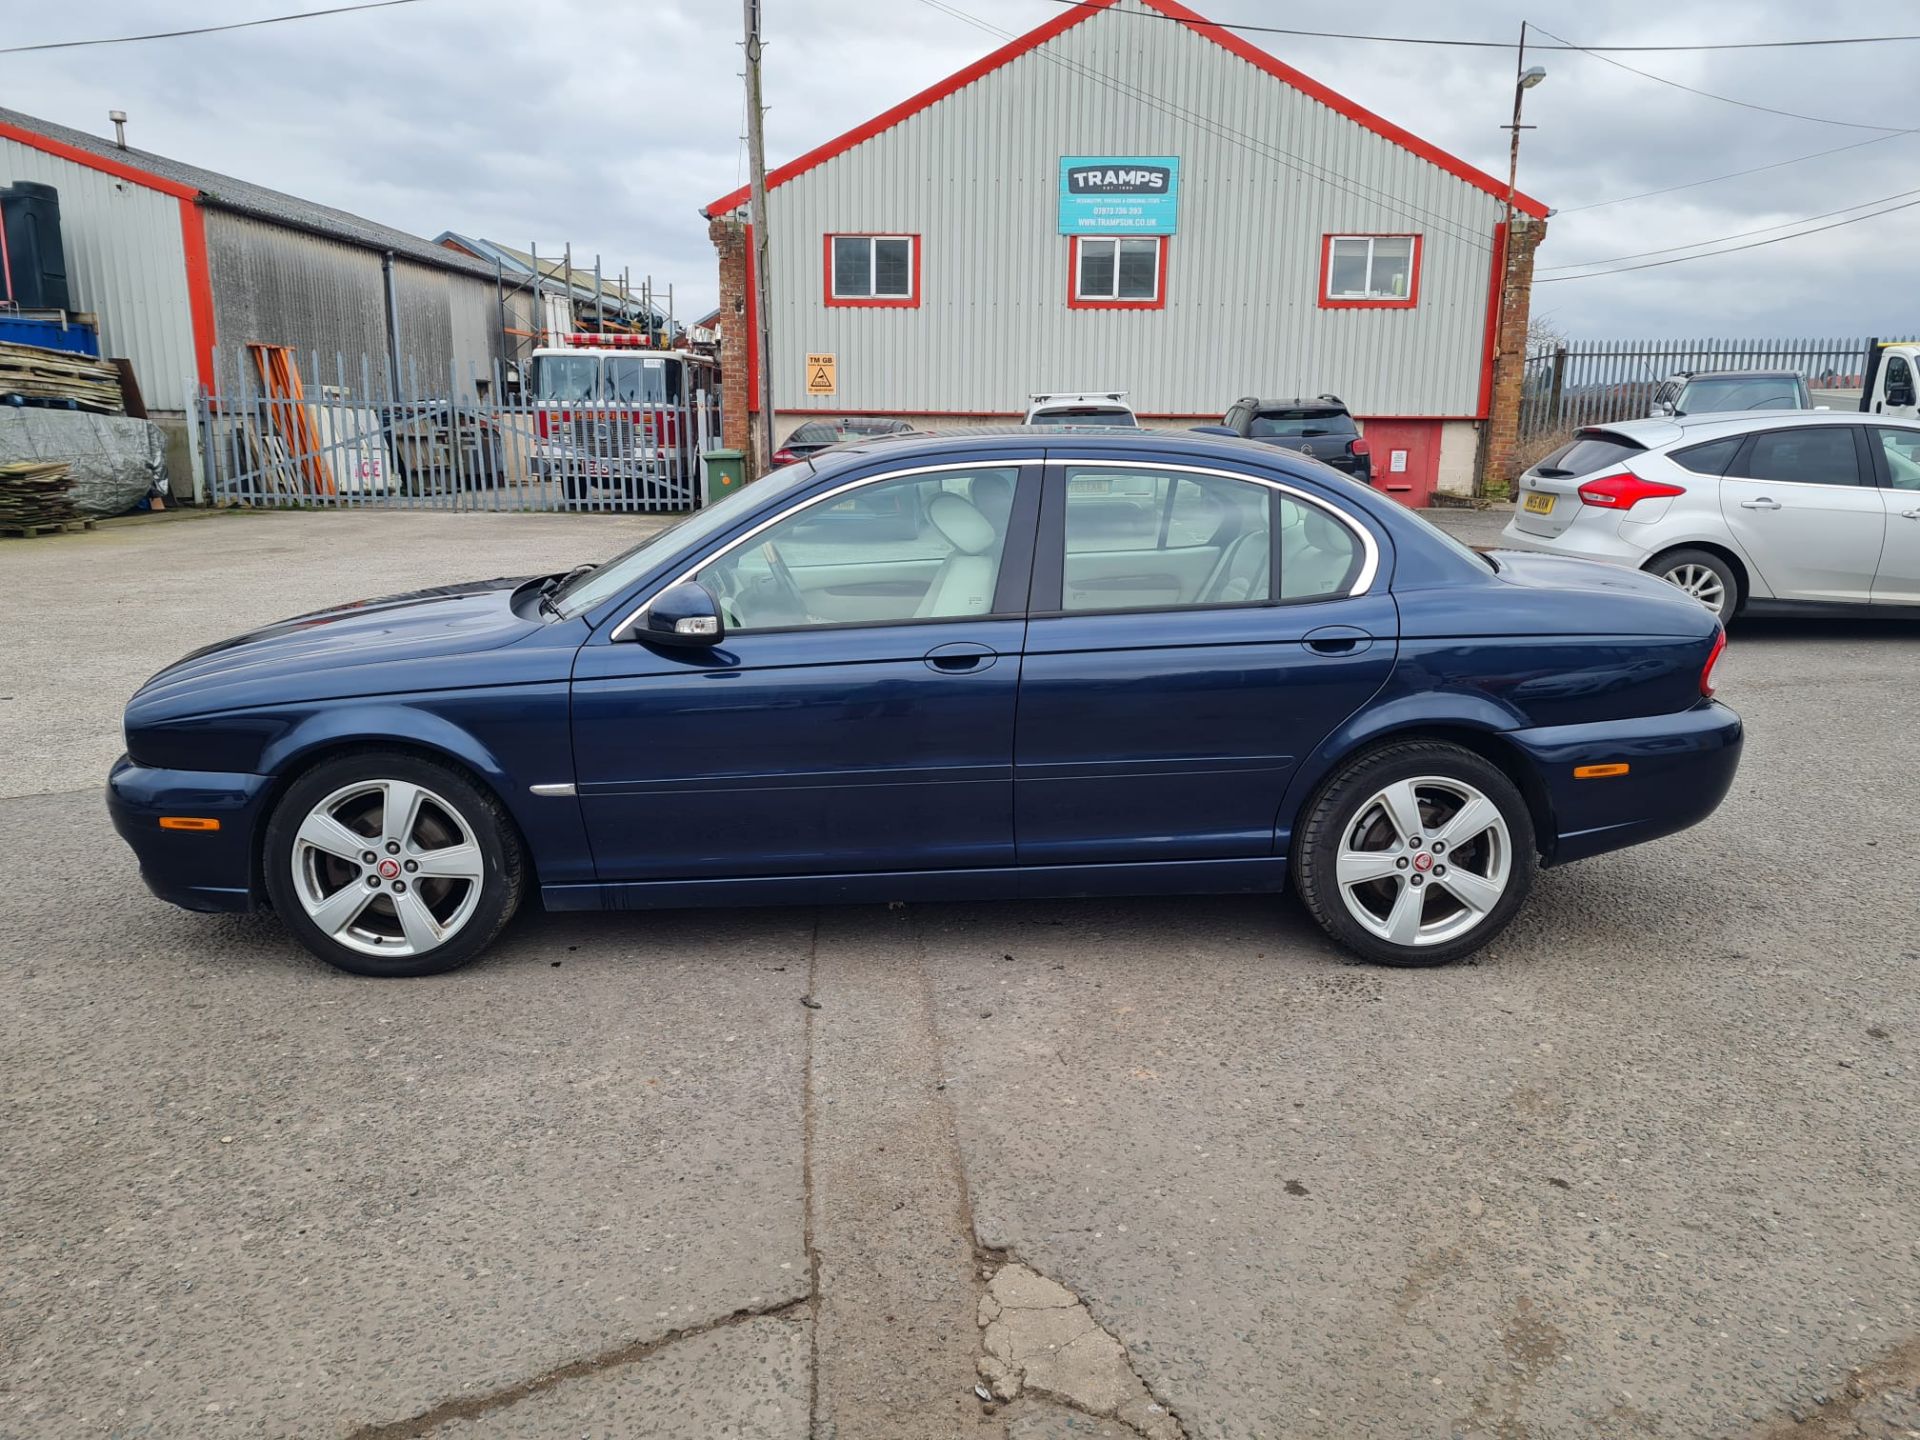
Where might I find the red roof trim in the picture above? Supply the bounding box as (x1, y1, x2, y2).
(705, 0, 1546, 219)
(0, 120, 201, 200)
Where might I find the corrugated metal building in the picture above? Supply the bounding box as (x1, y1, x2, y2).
(0, 107, 528, 496)
(705, 0, 1548, 501)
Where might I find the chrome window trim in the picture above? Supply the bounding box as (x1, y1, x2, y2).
(1047, 458, 1381, 597)
(610, 458, 1045, 640)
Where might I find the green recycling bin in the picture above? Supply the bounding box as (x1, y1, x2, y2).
(702, 448, 746, 506)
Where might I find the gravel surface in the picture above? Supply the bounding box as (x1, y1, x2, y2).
(3, 508, 1915, 1439)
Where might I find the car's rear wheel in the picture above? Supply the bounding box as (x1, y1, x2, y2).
(1647, 547, 1737, 621)
(1294, 741, 1536, 967)
(263, 752, 524, 977)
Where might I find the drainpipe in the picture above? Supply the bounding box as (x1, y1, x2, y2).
(381, 250, 402, 403)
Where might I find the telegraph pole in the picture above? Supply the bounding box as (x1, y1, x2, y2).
(743, 0, 777, 475)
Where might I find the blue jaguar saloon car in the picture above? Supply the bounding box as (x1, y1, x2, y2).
(109, 430, 1742, 977)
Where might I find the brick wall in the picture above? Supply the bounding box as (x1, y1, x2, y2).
(1482, 215, 1546, 491)
(707, 216, 751, 460)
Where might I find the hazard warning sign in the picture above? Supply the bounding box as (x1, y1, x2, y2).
(805, 353, 837, 396)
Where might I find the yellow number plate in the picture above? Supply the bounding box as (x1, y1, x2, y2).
(1523, 491, 1556, 515)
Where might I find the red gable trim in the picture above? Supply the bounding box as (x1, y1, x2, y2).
(0, 121, 200, 201)
(705, 0, 1547, 220)
(707, 0, 1114, 217)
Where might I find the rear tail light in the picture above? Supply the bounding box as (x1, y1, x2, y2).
(1576, 472, 1686, 509)
(1348, 437, 1371, 458)
(1700, 626, 1727, 698)
(771, 448, 798, 466)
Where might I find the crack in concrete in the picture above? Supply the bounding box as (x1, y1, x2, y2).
(974, 1262, 1187, 1440)
(340, 1297, 809, 1439)
(802, 909, 824, 1435)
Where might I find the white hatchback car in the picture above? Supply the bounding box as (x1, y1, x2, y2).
(1499, 412, 1920, 621)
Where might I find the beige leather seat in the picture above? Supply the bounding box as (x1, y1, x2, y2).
(915, 493, 1001, 617)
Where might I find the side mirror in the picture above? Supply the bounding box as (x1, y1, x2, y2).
(1889, 384, 1917, 408)
(640, 581, 725, 647)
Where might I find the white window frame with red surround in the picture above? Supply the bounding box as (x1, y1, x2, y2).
(825, 234, 920, 308)
(1068, 235, 1167, 310)
(1319, 234, 1422, 309)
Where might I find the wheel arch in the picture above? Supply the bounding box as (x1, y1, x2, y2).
(250, 724, 536, 908)
(1283, 713, 1557, 862)
(1642, 540, 1752, 611)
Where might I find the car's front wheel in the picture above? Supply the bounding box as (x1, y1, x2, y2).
(1294, 741, 1536, 967)
(262, 751, 524, 977)
(1647, 546, 1738, 621)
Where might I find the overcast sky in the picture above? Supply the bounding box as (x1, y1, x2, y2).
(6, 0, 1914, 338)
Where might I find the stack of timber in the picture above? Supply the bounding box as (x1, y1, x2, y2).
(0, 342, 126, 413)
(0, 460, 92, 535)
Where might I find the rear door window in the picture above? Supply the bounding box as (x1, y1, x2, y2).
(1733, 426, 1863, 487)
(1532, 431, 1646, 478)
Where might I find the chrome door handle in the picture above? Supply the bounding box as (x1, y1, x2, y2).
(1902, 508, 1920, 520)
(1739, 498, 1782, 510)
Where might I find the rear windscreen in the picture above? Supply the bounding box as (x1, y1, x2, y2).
(1250, 409, 1354, 438)
(1533, 432, 1646, 477)
(1029, 408, 1136, 427)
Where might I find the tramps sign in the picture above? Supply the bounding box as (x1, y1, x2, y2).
(1057, 156, 1181, 235)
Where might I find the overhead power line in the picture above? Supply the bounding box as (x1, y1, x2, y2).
(0, 0, 430, 56)
(1043, 1, 1920, 52)
(1561, 131, 1915, 213)
(916, 0, 1494, 254)
(1528, 23, 1901, 133)
(1540, 184, 1920, 270)
(1537, 195, 1920, 282)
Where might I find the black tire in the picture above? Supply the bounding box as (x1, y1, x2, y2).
(1645, 546, 1739, 623)
(1294, 740, 1537, 968)
(262, 750, 525, 977)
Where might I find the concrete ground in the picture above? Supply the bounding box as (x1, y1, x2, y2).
(3, 508, 1917, 1439)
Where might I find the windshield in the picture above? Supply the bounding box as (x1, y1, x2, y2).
(1675, 376, 1803, 414)
(530, 355, 600, 403)
(1028, 408, 1135, 427)
(550, 469, 810, 618)
(606, 356, 668, 404)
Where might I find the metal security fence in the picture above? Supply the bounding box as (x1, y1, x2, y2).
(195, 346, 719, 513)
(1519, 336, 1891, 441)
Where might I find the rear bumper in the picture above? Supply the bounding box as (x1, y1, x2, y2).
(107, 756, 271, 913)
(1498, 512, 1657, 566)
(1511, 702, 1744, 865)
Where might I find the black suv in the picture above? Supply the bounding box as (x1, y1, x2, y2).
(1215, 395, 1372, 482)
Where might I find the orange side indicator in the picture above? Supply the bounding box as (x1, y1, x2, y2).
(158, 816, 221, 831)
(1573, 764, 1630, 780)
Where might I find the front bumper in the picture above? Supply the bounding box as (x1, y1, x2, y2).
(106, 756, 272, 913)
(1511, 701, 1744, 865)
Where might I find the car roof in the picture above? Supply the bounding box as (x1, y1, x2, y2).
(1241, 396, 1350, 411)
(1579, 410, 1899, 449)
(1678, 369, 1801, 381)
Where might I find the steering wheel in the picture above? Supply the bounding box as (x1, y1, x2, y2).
(760, 541, 811, 619)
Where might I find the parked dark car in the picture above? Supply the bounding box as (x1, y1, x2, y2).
(1212, 395, 1373, 482)
(380, 402, 507, 492)
(109, 430, 1740, 978)
(771, 417, 916, 466)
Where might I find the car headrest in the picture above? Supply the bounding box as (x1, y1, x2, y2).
(1300, 508, 1344, 551)
(927, 492, 998, 555)
(967, 472, 1015, 528)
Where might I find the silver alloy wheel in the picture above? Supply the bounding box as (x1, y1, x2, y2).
(1334, 775, 1512, 948)
(1661, 561, 1728, 616)
(290, 779, 484, 958)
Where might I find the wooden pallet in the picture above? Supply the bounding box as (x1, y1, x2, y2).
(0, 342, 125, 413)
(0, 517, 95, 538)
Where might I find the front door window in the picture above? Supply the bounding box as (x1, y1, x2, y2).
(694, 468, 1021, 629)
